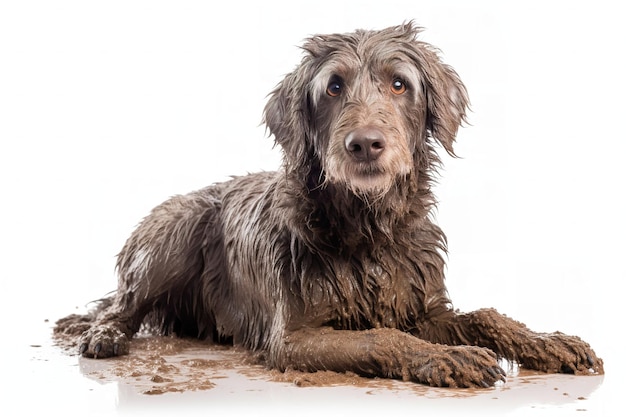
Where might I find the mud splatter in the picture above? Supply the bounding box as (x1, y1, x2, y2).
(75, 337, 234, 394)
(53, 326, 602, 401)
(54, 330, 513, 396)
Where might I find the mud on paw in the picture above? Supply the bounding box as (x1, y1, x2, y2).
(410, 345, 506, 388)
(522, 332, 604, 375)
(79, 325, 130, 358)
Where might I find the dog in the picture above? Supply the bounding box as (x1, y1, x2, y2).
(55, 22, 603, 388)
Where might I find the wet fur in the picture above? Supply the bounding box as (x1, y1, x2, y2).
(56, 23, 603, 387)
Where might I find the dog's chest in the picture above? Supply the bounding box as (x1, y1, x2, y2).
(365, 262, 401, 326)
(313, 254, 421, 330)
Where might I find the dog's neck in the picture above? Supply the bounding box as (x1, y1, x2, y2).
(282, 167, 436, 254)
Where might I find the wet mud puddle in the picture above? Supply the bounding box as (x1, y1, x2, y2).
(56, 334, 603, 405)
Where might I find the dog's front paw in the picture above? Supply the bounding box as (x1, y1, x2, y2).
(521, 332, 603, 375)
(410, 346, 506, 388)
(79, 324, 130, 359)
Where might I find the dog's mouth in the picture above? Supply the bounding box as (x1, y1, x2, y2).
(340, 162, 398, 196)
(353, 162, 385, 177)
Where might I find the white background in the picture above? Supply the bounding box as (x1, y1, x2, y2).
(1, 1, 624, 415)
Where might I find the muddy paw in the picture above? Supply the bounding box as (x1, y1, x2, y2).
(521, 332, 604, 375)
(411, 346, 506, 388)
(79, 325, 130, 359)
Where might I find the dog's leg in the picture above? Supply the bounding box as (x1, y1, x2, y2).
(417, 308, 604, 375)
(76, 295, 141, 358)
(77, 188, 222, 358)
(274, 327, 506, 387)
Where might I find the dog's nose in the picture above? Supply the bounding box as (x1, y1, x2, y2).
(345, 127, 386, 162)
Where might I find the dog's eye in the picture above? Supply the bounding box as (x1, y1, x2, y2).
(391, 79, 407, 95)
(326, 81, 342, 97)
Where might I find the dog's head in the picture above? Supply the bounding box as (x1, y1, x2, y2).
(264, 22, 468, 199)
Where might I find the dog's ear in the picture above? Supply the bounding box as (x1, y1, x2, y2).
(404, 26, 469, 156)
(263, 63, 313, 166)
(422, 59, 469, 156)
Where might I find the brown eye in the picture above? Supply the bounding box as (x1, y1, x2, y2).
(327, 81, 342, 97)
(391, 79, 407, 95)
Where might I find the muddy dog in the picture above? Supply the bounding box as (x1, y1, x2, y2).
(56, 22, 603, 387)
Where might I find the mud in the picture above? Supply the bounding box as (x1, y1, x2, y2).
(54, 330, 513, 396)
(60, 335, 236, 395)
(48, 325, 607, 417)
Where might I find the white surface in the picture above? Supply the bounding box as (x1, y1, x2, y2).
(23, 323, 610, 417)
(1, 0, 624, 415)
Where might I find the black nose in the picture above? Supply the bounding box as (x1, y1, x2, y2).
(344, 127, 386, 162)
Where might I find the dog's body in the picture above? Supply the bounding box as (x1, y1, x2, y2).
(57, 23, 603, 387)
